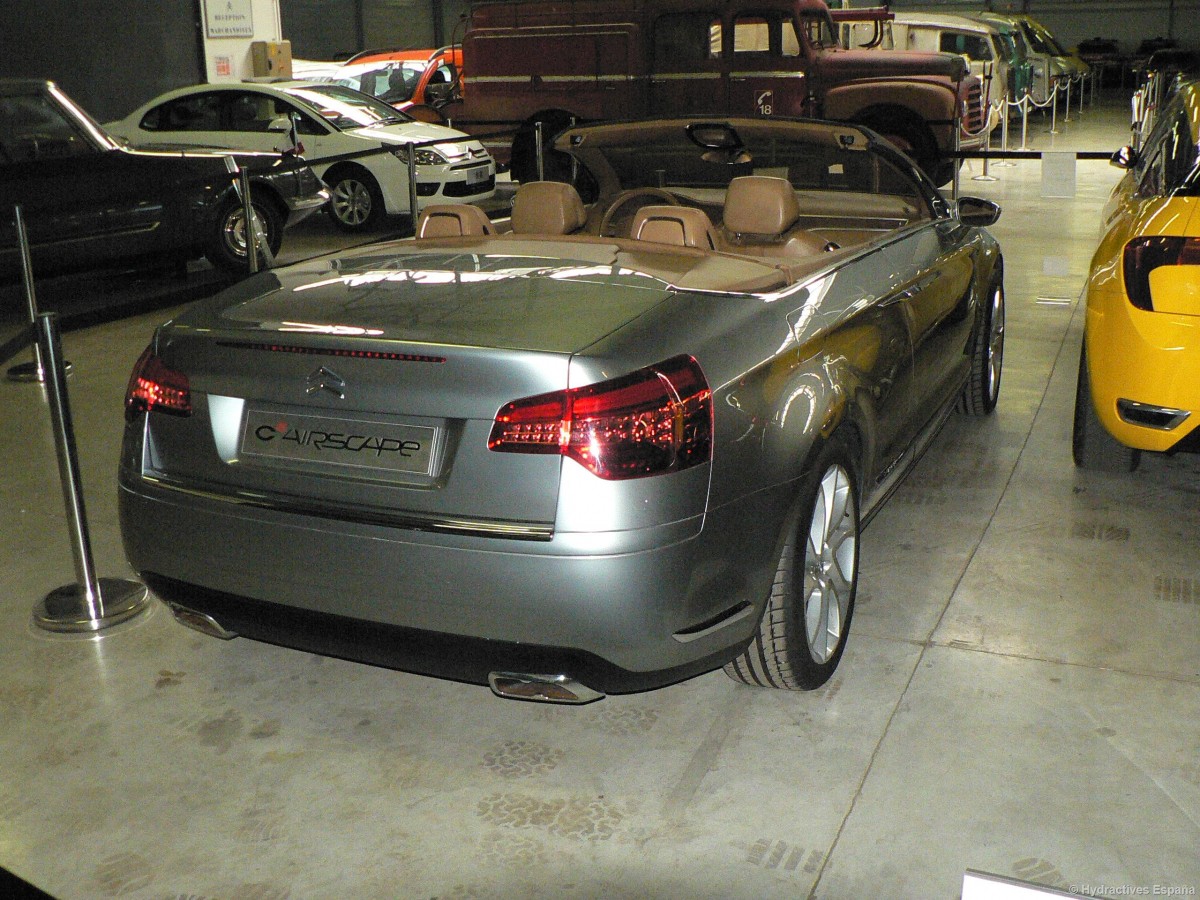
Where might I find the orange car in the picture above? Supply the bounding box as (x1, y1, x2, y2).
(329, 46, 462, 117)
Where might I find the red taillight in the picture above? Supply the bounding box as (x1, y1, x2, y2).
(488, 355, 713, 480)
(1123, 236, 1200, 311)
(124, 346, 191, 420)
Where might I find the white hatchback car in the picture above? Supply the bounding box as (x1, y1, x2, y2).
(107, 82, 495, 231)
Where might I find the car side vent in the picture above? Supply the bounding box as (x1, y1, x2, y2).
(215, 341, 446, 364)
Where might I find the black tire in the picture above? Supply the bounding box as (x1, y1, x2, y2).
(1073, 343, 1140, 472)
(206, 194, 283, 273)
(725, 434, 860, 691)
(959, 272, 1005, 415)
(326, 166, 386, 231)
(510, 111, 576, 184)
(857, 111, 945, 186)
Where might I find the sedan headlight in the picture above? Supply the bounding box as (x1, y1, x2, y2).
(392, 146, 448, 166)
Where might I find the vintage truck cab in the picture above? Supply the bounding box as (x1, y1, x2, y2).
(450, 0, 988, 185)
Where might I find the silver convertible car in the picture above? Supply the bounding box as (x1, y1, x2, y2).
(119, 117, 1004, 703)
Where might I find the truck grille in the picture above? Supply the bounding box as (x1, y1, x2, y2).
(963, 82, 986, 134)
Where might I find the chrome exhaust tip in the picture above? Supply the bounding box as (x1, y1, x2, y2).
(488, 671, 604, 704)
(166, 602, 239, 640)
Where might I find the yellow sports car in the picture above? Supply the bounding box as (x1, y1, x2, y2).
(1074, 82, 1200, 472)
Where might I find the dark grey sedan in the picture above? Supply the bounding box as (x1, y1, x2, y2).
(119, 117, 1004, 702)
(0, 78, 327, 277)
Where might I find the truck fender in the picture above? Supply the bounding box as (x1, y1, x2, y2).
(823, 81, 957, 149)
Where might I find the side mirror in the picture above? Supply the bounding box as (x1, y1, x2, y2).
(957, 196, 1001, 227)
(1111, 145, 1137, 169)
(266, 115, 292, 133)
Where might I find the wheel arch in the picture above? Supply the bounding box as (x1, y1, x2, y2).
(244, 178, 290, 223)
(751, 351, 874, 494)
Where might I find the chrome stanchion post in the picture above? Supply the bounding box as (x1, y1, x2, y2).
(31, 312, 148, 633)
(407, 141, 419, 235)
(224, 156, 268, 273)
(996, 97, 1016, 167)
(1019, 90, 1031, 151)
(238, 166, 259, 275)
(1050, 79, 1060, 135)
(7, 205, 71, 383)
(534, 120, 545, 181)
(568, 115, 578, 184)
(972, 101, 998, 182)
(951, 97, 962, 201)
(1063, 76, 1072, 122)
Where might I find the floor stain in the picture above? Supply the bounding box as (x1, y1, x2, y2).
(476, 792, 624, 841)
(197, 709, 243, 754)
(481, 740, 564, 778)
(91, 852, 156, 897)
(156, 670, 185, 689)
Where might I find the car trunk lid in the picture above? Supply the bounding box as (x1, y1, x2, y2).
(137, 249, 678, 533)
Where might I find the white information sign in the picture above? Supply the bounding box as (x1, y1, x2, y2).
(205, 0, 254, 38)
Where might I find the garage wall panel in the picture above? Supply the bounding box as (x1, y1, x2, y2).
(0, 0, 203, 121)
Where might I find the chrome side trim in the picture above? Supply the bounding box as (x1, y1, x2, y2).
(140, 474, 555, 541)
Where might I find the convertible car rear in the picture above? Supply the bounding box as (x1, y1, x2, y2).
(119, 117, 1004, 702)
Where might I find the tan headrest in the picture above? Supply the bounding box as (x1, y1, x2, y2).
(723, 175, 800, 237)
(416, 204, 495, 238)
(630, 206, 718, 250)
(511, 181, 587, 234)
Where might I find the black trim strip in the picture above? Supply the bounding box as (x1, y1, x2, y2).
(143, 574, 742, 694)
(216, 341, 446, 363)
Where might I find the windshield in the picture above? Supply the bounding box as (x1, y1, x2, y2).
(565, 120, 933, 216)
(1020, 22, 1063, 57)
(799, 11, 837, 50)
(334, 61, 427, 104)
(283, 84, 412, 129)
(997, 32, 1023, 63)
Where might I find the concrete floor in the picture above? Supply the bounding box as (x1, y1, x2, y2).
(1, 97, 1197, 900)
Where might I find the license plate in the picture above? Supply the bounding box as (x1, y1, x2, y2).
(466, 165, 489, 185)
(240, 409, 437, 476)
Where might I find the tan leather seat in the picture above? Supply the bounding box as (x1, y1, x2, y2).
(721, 175, 832, 257)
(629, 206, 719, 250)
(510, 181, 587, 234)
(416, 204, 495, 238)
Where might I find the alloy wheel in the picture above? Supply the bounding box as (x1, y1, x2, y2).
(803, 463, 857, 664)
(331, 178, 372, 227)
(987, 283, 1006, 403)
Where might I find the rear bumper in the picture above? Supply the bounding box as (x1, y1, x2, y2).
(119, 470, 786, 688)
(1085, 288, 1200, 452)
(143, 573, 740, 694)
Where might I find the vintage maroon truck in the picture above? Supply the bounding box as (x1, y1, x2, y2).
(445, 0, 988, 185)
